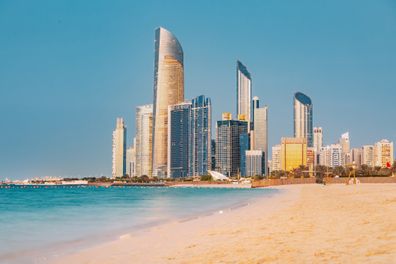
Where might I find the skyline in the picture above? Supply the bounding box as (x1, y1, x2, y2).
(1, 0, 396, 178)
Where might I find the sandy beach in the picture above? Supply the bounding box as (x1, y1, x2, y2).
(53, 184, 396, 264)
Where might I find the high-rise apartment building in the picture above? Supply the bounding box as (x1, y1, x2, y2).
(135, 104, 153, 177)
(152, 27, 184, 178)
(252, 106, 268, 175)
(319, 144, 342, 168)
(236, 61, 252, 130)
(216, 115, 248, 176)
(271, 144, 281, 171)
(374, 139, 394, 168)
(294, 92, 313, 147)
(112, 118, 126, 178)
(246, 150, 264, 177)
(126, 138, 136, 177)
(280, 137, 307, 171)
(361, 145, 374, 167)
(313, 127, 323, 153)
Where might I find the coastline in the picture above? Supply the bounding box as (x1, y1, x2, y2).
(52, 183, 396, 264)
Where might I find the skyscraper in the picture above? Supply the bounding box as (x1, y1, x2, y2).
(294, 92, 313, 147)
(168, 102, 191, 178)
(351, 148, 362, 167)
(216, 114, 248, 176)
(189, 95, 212, 176)
(319, 144, 342, 168)
(112, 118, 126, 178)
(236, 61, 252, 130)
(135, 104, 153, 177)
(152, 27, 184, 178)
(252, 106, 268, 175)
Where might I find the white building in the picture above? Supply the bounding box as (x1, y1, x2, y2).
(374, 139, 394, 168)
(236, 61, 252, 130)
(313, 127, 323, 153)
(135, 104, 153, 177)
(339, 132, 350, 165)
(126, 138, 136, 177)
(112, 118, 126, 178)
(319, 144, 342, 167)
(271, 145, 281, 171)
(252, 104, 268, 175)
(246, 150, 263, 177)
(361, 145, 374, 167)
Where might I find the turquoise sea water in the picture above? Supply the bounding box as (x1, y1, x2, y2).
(0, 185, 278, 263)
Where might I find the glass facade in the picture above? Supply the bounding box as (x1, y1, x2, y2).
(168, 103, 191, 178)
(236, 61, 252, 131)
(189, 95, 212, 176)
(216, 119, 248, 176)
(239, 133, 249, 177)
(280, 137, 307, 172)
(294, 92, 313, 147)
(152, 27, 184, 178)
(253, 106, 268, 175)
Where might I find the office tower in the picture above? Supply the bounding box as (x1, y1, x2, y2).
(280, 137, 307, 172)
(246, 150, 264, 177)
(168, 102, 191, 178)
(216, 115, 248, 176)
(126, 138, 136, 177)
(189, 95, 212, 176)
(239, 133, 250, 177)
(252, 106, 268, 175)
(294, 92, 313, 147)
(374, 139, 394, 168)
(351, 148, 362, 167)
(361, 145, 374, 167)
(271, 145, 281, 171)
(339, 132, 350, 165)
(135, 104, 153, 177)
(236, 61, 252, 130)
(112, 118, 126, 178)
(152, 27, 184, 178)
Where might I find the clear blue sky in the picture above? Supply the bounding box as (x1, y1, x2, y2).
(1, 0, 395, 179)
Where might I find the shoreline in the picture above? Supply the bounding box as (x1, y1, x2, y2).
(52, 183, 396, 264)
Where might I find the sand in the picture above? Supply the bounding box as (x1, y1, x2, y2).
(53, 184, 396, 264)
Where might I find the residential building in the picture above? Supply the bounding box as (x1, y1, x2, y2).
(252, 105, 268, 175)
(135, 104, 153, 177)
(361, 145, 374, 167)
(374, 139, 394, 168)
(112, 118, 126, 178)
(271, 145, 281, 171)
(351, 148, 362, 167)
(246, 150, 264, 177)
(126, 139, 136, 177)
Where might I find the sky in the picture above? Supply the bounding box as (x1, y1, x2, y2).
(0, 0, 395, 179)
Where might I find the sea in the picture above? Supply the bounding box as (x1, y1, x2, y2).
(0, 185, 278, 263)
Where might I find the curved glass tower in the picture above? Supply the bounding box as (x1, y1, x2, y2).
(236, 61, 252, 128)
(152, 27, 184, 177)
(294, 92, 313, 147)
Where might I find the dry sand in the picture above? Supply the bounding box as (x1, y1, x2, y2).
(53, 184, 396, 264)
